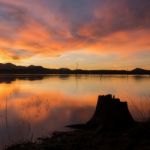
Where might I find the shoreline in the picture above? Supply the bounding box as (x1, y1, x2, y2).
(6, 95, 150, 150)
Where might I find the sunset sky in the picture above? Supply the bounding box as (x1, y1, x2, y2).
(0, 0, 149, 69)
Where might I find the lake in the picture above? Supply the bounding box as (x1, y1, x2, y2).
(0, 75, 150, 149)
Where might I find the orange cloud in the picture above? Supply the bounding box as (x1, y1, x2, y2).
(0, 0, 149, 64)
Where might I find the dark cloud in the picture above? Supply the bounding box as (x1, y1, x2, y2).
(75, 0, 150, 39)
(0, 2, 27, 29)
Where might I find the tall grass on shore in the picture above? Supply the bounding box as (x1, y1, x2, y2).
(129, 95, 150, 122)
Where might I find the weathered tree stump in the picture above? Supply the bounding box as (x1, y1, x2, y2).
(68, 94, 135, 130)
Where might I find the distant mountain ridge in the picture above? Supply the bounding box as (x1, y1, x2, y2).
(0, 63, 44, 70)
(0, 63, 149, 74)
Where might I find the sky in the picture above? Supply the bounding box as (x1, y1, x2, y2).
(0, 0, 149, 69)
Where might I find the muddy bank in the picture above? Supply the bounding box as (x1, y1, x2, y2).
(6, 95, 150, 150)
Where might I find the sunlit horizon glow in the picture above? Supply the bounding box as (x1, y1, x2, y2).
(0, 0, 149, 69)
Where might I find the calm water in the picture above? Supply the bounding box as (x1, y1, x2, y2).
(0, 75, 150, 149)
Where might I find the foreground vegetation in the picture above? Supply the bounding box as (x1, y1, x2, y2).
(6, 95, 150, 150)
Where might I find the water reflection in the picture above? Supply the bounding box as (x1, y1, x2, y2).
(0, 75, 149, 149)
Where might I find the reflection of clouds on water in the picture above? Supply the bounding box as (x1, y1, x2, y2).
(0, 75, 149, 148)
(0, 89, 96, 148)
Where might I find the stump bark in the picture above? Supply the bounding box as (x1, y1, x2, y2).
(68, 94, 135, 129)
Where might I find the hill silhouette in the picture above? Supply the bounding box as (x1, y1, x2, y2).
(0, 63, 149, 75)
